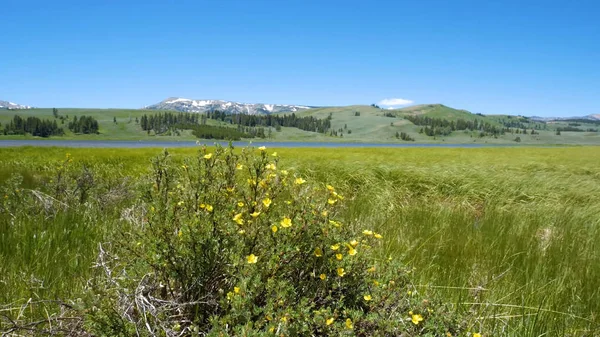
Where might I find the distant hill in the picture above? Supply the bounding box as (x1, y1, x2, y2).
(0, 100, 31, 110)
(1, 105, 599, 145)
(145, 97, 314, 115)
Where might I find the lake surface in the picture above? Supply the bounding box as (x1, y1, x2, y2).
(0, 140, 513, 148)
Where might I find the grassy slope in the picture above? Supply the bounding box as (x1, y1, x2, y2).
(2, 106, 600, 144)
(1, 146, 600, 336)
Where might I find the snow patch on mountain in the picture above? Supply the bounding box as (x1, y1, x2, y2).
(145, 97, 315, 115)
(0, 100, 32, 109)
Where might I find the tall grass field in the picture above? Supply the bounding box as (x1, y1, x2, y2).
(1, 146, 599, 336)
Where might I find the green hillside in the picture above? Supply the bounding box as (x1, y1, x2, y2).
(1, 105, 600, 145)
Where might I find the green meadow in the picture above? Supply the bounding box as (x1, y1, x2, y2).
(2, 106, 600, 144)
(1, 145, 599, 335)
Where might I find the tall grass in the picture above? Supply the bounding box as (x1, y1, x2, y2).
(1, 146, 599, 335)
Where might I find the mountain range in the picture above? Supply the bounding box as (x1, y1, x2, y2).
(0, 100, 31, 109)
(2, 97, 599, 121)
(144, 97, 314, 115)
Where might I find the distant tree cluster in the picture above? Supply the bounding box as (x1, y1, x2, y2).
(395, 131, 414, 141)
(139, 111, 268, 140)
(2, 115, 64, 137)
(408, 116, 504, 137)
(190, 125, 251, 140)
(68, 116, 99, 134)
(556, 126, 598, 132)
(562, 119, 600, 126)
(205, 111, 332, 134)
(140, 112, 199, 133)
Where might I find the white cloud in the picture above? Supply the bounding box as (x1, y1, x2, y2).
(378, 98, 414, 106)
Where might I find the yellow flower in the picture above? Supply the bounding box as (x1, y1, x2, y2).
(238, 229, 245, 234)
(326, 184, 335, 192)
(314, 248, 323, 257)
(363, 230, 373, 236)
(367, 266, 376, 273)
(321, 210, 328, 217)
(373, 280, 380, 287)
(336, 253, 343, 260)
(473, 334, 482, 337)
(345, 318, 353, 329)
(294, 177, 306, 185)
(327, 199, 336, 205)
(178, 229, 183, 238)
(411, 314, 423, 325)
(233, 213, 244, 225)
(236, 163, 244, 170)
(272, 152, 278, 157)
(247, 254, 258, 264)
(350, 239, 359, 247)
(262, 198, 272, 208)
(280, 217, 292, 228)
(206, 204, 213, 212)
(337, 268, 345, 277)
(329, 220, 340, 227)
(234, 287, 240, 294)
(258, 146, 266, 151)
(374, 233, 383, 239)
(204, 153, 213, 159)
(238, 201, 244, 207)
(326, 317, 334, 326)
(364, 294, 372, 301)
(348, 247, 357, 256)
(259, 180, 268, 188)
(285, 200, 292, 205)
(266, 163, 276, 170)
(250, 211, 261, 218)
(319, 273, 327, 280)
(247, 179, 256, 186)
(280, 169, 288, 175)
(331, 244, 340, 251)
(271, 225, 278, 233)
(226, 291, 234, 300)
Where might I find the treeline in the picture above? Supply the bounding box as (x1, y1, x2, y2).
(407, 115, 505, 136)
(189, 125, 251, 140)
(556, 126, 598, 132)
(1, 115, 64, 137)
(561, 119, 600, 126)
(139, 112, 262, 140)
(140, 112, 199, 133)
(205, 111, 331, 134)
(68, 116, 99, 134)
(395, 131, 414, 141)
(138, 111, 334, 139)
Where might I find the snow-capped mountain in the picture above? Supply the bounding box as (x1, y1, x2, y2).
(145, 97, 314, 115)
(530, 114, 600, 122)
(0, 100, 31, 109)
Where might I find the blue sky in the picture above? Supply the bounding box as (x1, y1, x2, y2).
(1, 0, 598, 116)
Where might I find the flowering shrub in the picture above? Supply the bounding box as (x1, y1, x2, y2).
(87, 145, 463, 336)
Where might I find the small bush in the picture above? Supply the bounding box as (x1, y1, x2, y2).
(85, 145, 464, 336)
